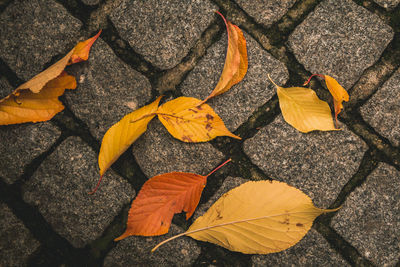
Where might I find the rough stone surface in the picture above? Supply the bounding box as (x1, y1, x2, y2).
(110, 0, 216, 69)
(252, 229, 349, 266)
(181, 32, 289, 131)
(235, 0, 296, 27)
(243, 115, 368, 207)
(22, 137, 134, 248)
(0, 0, 82, 81)
(373, 0, 400, 9)
(104, 224, 201, 266)
(361, 68, 400, 147)
(132, 119, 225, 178)
(0, 203, 40, 267)
(65, 39, 152, 141)
(0, 76, 12, 100)
(288, 0, 393, 89)
(0, 122, 60, 184)
(82, 0, 100, 5)
(332, 163, 400, 266)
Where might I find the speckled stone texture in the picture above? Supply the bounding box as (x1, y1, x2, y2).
(0, 122, 60, 184)
(82, 0, 100, 5)
(65, 39, 152, 141)
(361, 68, 400, 147)
(181, 32, 289, 131)
(332, 163, 400, 266)
(373, 0, 400, 9)
(288, 0, 393, 89)
(0, 203, 40, 267)
(110, 0, 216, 69)
(235, 0, 296, 26)
(252, 229, 349, 266)
(0, 0, 82, 81)
(22, 137, 134, 248)
(243, 115, 368, 207)
(0, 76, 12, 100)
(132, 119, 225, 178)
(104, 224, 201, 266)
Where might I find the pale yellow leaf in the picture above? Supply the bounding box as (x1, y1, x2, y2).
(153, 180, 338, 254)
(157, 96, 240, 142)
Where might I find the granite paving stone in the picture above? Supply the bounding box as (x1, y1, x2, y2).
(65, 39, 152, 141)
(361, 68, 400, 147)
(104, 224, 201, 266)
(288, 0, 393, 89)
(373, 0, 400, 9)
(252, 229, 349, 266)
(82, 0, 100, 5)
(0, 76, 12, 100)
(181, 31, 289, 131)
(243, 115, 368, 207)
(332, 163, 400, 267)
(0, 0, 82, 81)
(22, 136, 134, 248)
(109, 0, 216, 69)
(234, 0, 296, 27)
(0, 203, 40, 267)
(0, 122, 61, 184)
(132, 119, 225, 178)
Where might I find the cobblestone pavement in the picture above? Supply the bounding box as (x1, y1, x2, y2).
(1, 0, 399, 266)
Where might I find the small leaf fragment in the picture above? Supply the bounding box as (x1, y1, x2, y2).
(153, 180, 338, 254)
(271, 76, 337, 133)
(201, 11, 248, 103)
(0, 72, 76, 125)
(69, 30, 102, 64)
(115, 159, 231, 240)
(157, 96, 240, 142)
(97, 96, 162, 180)
(323, 75, 349, 124)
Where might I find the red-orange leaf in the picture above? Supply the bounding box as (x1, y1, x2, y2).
(115, 159, 231, 240)
(69, 30, 102, 64)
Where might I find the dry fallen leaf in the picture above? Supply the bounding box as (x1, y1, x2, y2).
(201, 11, 248, 104)
(270, 75, 337, 133)
(0, 30, 101, 125)
(92, 96, 163, 194)
(157, 96, 241, 142)
(152, 180, 338, 253)
(115, 159, 231, 239)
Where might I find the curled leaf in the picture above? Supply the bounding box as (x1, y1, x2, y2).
(152, 180, 338, 253)
(270, 75, 337, 133)
(115, 159, 231, 240)
(324, 75, 349, 124)
(92, 96, 163, 194)
(201, 11, 248, 103)
(157, 96, 240, 142)
(69, 30, 102, 64)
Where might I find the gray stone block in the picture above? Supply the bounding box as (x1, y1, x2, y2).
(0, 76, 12, 100)
(361, 68, 400, 147)
(65, 39, 152, 141)
(235, 0, 296, 27)
(0, 203, 40, 267)
(132, 119, 225, 178)
(243, 115, 368, 207)
(82, 0, 100, 5)
(373, 0, 400, 9)
(252, 229, 349, 266)
(288, 0, 393, 89)
(181, 31, 289, 131)
(332, 163, 400, 267)
(104, 224, 201, 266)
(0, 122, 61, 184)
(0, 0, 82, 81)
(109, 0, 216, 69)
(22, 136, 134, 248)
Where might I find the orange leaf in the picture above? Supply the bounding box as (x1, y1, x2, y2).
(0, 72, 76, 125)
(201, 11, 248, 103)
(157, 96, 240, 142)
(69, 30, 102, 64)
(324, 75, 349, 124)
(115, 159, 231, 240)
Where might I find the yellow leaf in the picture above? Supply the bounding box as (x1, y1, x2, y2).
(152, 180, 338, 254)
(201, 11, 248, 103)
(157, 96, 240, 142)
(95, 96, 162, 192)
(270, 76, 337, 133)
(324, 75, 349, 124)
(0, 72, 76, 125)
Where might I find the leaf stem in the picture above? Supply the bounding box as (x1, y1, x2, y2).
(205, 159, 232, 177)
(88, 175, 103, 195)
(303, 74, 325, 86)
(267, 74, 279, 88)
